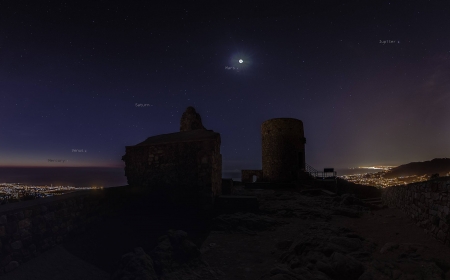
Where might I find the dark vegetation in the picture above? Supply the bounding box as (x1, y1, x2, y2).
(335, 178, 382, 198)
(311, 179, 381, 199)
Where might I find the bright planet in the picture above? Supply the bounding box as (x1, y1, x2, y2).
(239, 59, 243, 63)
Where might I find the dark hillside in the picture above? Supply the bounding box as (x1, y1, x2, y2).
(312, 178, 381, 199)
(385, 158, 450, 178)
(336, 178, 382, 198)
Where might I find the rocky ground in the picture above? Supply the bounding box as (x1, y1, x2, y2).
(3, 185, 450, 280)
(113, 186, 450, 280)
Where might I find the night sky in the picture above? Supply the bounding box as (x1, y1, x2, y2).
(1, 1, 450, 173)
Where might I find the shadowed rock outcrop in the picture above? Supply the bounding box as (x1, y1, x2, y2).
(112, 230, 213, 280)
(111, 247, 158, 280)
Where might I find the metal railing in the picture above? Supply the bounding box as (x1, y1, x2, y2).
(305, 163, 337, 179)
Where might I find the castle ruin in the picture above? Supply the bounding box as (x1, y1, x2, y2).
(122, 106, 222, 206)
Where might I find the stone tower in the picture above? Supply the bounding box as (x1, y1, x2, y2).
(180, 106, 206, 131)
(261, 118, 306, 182)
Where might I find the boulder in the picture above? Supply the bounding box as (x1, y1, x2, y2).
(113, 230, 203, 279)
(213, 212, 281, 233)
(339, 194, 365, 206)
(111, 247, 157, 280)
(329, 252, 364, 280)
(276, 240, 294, 251)
(151, 235, 175, 274)
(328, 237, 363, 253)
(379, 242, 399, 254)
(150, 230, 201, 274)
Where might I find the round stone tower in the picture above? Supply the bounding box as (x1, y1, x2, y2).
(261, 118, 306, 182)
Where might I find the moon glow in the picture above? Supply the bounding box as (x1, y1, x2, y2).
(239, 59, 243, 63)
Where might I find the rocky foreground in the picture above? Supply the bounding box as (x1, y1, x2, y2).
(112, 187, 450, 280)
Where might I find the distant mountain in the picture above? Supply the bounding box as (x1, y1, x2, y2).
(384, 158, 450, 178)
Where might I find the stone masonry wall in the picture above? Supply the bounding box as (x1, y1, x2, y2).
(241, 170, 263, 183)
(0, 187, 125, 274)
(261, 118, 305, 183)
(382, 179, 450, 245)
(122, 138, 222, 206)
(211, 152, 222, 198)
(180, 106, 205, 131)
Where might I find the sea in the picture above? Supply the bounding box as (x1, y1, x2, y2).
(0, 167, 379, 188)
(0, 167, 128, 188)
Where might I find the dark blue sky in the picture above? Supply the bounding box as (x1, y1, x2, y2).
(1, 1, 450, 172)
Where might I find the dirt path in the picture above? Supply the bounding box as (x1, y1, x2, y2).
(200, 188, 450, 280)
(332, 207, 450, 279)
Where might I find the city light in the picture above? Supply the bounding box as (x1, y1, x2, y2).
(354, 166, 396, 170)
(339, 166, 442, 188)
(0, 183, 102, 204)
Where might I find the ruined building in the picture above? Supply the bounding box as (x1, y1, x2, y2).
(242, 118, 307, 183)
(122, 106, 222, 206)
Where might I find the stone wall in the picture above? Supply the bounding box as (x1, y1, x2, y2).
(241, 170, 263, 183)
(221, 179, 234, 195)
(211, 151, 222, 199)
(122, 138, 222, 207)
(0, 187, 127, 274)
(382, 179, 450, 245)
